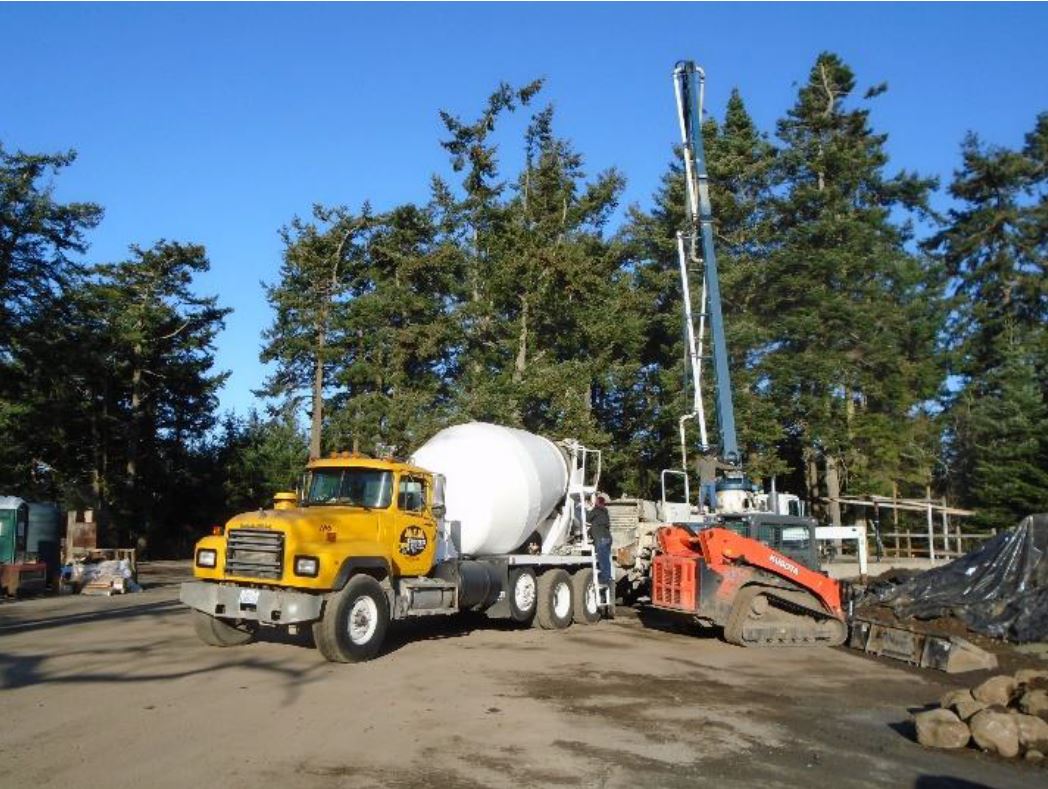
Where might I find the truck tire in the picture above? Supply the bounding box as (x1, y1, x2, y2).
(192, 610, 255, 647)
(571, 568, 601, 625)
(313, 574, 390, 663)
(508, 567, 537, 623)
(535, 568, 573, 630)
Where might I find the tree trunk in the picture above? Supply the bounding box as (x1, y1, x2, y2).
(310, 324, 326, 459)
(126, 341, 142, 491)
(804, 447, 821, 518)
(513, 296, 528, 383)
(825, 453, 842, 528)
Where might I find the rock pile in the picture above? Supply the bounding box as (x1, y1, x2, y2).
(914, 669, 1048, 762)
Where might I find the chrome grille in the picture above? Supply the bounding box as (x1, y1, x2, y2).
(225, 528, 284, 579)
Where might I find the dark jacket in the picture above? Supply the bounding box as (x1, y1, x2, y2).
(588, 506, 612, 543)
(696, 454, 733, 484)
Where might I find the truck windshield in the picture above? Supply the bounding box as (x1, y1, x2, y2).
(306, 468, 393, 508)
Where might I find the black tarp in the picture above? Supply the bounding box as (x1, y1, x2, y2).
(868, 514, 1048, 642)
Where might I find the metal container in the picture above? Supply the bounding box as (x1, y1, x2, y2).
(27, 502, 62, 576)
(0, 496, 29, 564)
(411, 422, 569, 556)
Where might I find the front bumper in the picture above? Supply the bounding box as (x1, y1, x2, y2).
(180, 581, 324, 625)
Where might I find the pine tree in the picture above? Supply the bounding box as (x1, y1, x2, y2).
(762, 53, 943, 506)
(88, 241, 231, 544)
(0, 145, 103, 346)
(950, 342, 1048, 528)
(433, 83, 637, 483)
(623, 89, 782, 495)
(326, 203, 461, 455)
(260, 205, 365, 457)
(0, 145, 103, 488)
(928, 113, 1048, 523)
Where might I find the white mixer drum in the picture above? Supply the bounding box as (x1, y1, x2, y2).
(411, 422, 569, 556)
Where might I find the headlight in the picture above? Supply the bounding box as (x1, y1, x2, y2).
(294, 556, 319, 577)
(196, 548, 217, 568)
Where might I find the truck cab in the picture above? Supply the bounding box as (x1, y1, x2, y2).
(190, 454, 440, 592)
(182, 453, 446, 661)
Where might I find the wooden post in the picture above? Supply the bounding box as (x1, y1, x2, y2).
(955, 522, 963, 557)
(872, 501, 880, 559)
(941, 497, 950, 557)
(892, 481, 901, 558)
(926, 485, 935, 562)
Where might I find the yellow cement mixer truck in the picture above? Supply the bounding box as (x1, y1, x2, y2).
(180, 422, 606, 662)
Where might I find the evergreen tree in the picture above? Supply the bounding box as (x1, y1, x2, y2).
(949, 343, 1048, 528)
(623, 90, 782, 495)
(762, 53, 943, 505)
(0, 145, 103, 487)
(433, 83, 637, 486)
(928, 113, 1048, 523)
(218, 407, 309, 514)
(260, 205, 365, 457)
(0, 145, 103, 346)
(327, 203, 461, 455)
(87, 241, 231, 544)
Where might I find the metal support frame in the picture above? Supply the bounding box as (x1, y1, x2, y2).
(676, 232, 708, 469)
(814, 525, 868, 577)
(673, 60, 739, 466)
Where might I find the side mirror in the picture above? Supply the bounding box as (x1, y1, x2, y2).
(432, 504, 446, 519)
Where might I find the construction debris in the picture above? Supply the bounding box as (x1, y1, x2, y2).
(915, 669, 1048, 760)
(866, 514, 1048, 642)
(64, 557, 140, 595)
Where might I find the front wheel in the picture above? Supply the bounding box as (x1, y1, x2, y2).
(313, 575, 390, 663)
(192, 610, 255, 647)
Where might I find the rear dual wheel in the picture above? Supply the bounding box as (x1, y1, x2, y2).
(508, 568, 538, 623)
(536, 569, 574, 630)
(571, 568, 602, 625)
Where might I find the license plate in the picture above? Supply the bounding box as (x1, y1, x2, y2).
(239, 588, 260, 606)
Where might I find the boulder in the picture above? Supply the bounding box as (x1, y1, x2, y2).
(914, 708, 971, 750)
(955, 699, 989, 721)
(969, 709, 1020, 758)
(1010, 712, 1048, 751)
(972, 675, 1018, 706)
(1019, 689, 1048, 720)
(939, 688, 974, 709)
(1026, 749, 1044, 763)
(1014, 668, 1048, 685)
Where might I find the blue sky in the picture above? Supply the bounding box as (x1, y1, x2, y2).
(3, 2, 1047, 417)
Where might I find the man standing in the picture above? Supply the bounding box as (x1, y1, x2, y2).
(588, 494, 613, 592)
(696, 451, 731, 514)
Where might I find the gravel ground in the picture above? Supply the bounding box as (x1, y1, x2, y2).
(0, 562, 1043, 788)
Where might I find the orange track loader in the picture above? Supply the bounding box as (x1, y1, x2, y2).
(649, 525, 848, 646)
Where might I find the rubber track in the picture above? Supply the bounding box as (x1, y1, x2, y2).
(729, 587, 846, 647)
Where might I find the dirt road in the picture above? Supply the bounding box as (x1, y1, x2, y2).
(0, 563, 1041, 788)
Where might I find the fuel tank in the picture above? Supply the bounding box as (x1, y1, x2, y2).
(411, 422, 569, 556)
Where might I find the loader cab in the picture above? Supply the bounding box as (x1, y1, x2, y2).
(716, 513, 820, 571)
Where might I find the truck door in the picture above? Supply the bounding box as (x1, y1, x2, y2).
(392, 474, 437, 576)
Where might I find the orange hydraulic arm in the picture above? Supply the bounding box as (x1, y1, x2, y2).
(696, 527, 843, 615)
